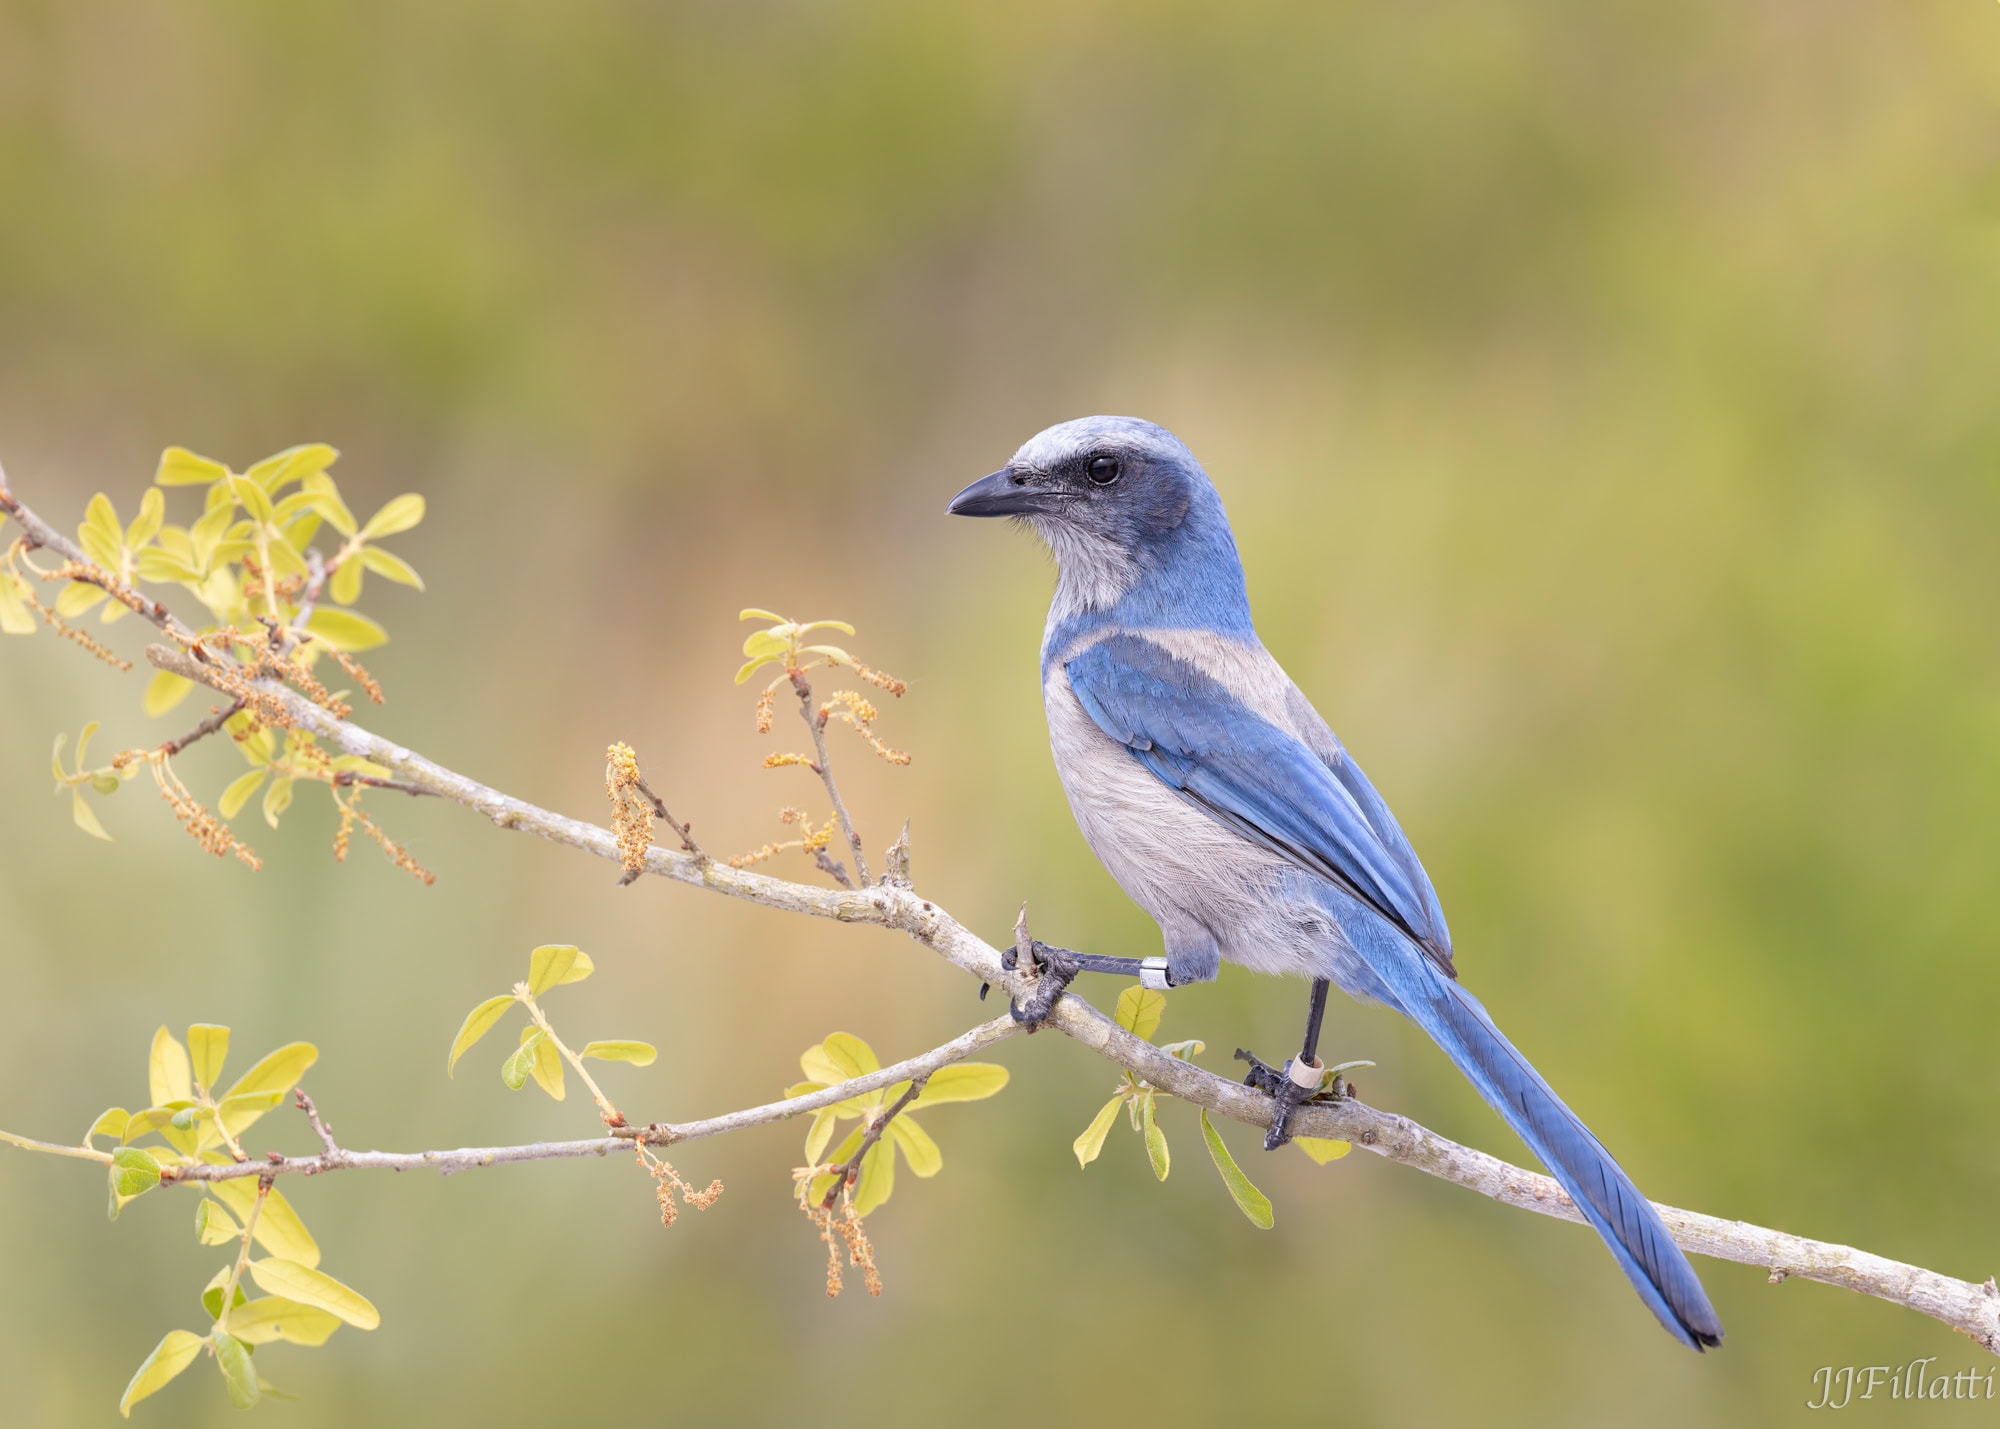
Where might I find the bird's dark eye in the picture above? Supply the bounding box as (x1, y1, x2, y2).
(1087, 456, 1121, 486)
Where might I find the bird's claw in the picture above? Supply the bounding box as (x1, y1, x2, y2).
(1234, 1047, 1338, 1150)
(1003, 939, 1079, 1029)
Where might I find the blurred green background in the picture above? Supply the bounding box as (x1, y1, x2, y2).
(3, 1, 1999, 1424)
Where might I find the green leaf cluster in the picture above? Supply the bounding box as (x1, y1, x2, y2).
(1071, 986, 1355, 1229)
(50, 721, 137, 840)
(734, 608, 858, 685)
(3, 443, 427, 843)
(787, 1032, 1008, 1217)
(447, 944, 657, 1101)
(88, 1024, 378, 1417)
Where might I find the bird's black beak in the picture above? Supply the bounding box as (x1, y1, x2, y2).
(946, 467, 1057, 518)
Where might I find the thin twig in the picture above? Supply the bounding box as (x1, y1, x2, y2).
(790, 669, 870, 885)
(632, 773, 704, 859)
(160, 700, 248, 758)
(329, 770, 435, 797)
(812, 847, 855, 889)
(820, 1073, 930, 1210)
(294, 1088, 341, 1158)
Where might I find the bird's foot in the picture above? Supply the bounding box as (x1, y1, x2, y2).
(1001, 939, 1079, 1029)
(1235, 1048, 1340, 1150)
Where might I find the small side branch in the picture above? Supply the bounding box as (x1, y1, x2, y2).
(820, 1074, 929, 1210)
(160, 700, 247, 758)
(790, 670, 870, 886)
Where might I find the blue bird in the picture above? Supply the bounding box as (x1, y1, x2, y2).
(947, 415, 1723, 1351)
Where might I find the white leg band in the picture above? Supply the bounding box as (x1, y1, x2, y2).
(1287, 1056, 1324, 1091)
(1139, 957, 1171, 991)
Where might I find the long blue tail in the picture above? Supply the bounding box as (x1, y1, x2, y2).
(1372, 954, 1723, 1349)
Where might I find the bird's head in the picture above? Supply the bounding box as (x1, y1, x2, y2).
(948, 416, 1240, 617)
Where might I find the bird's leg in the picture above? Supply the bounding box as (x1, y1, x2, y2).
(996, 941, 1172, 1026)
(1236, 977, 1334, 1150)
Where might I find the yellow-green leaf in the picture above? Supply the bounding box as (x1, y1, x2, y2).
(87, 1107, 130, 1144)
(1115, 985, 1167, 1042)
(150, 1027, 193, 1106)
(526, 944, 592, 995)
(358, 545, 423, 588)
(200, 1265, 248, 1321)
(72, 790, 112, 841)
(208, 1179, 320, 1267)
(360, 493, 425, 539)
(217, 768, 267, 820)
(447, 994, 516, 1075)
(501, 1032, 541, 1091)
(303, 607, 387, 651)
(1141, 1092, 1169, 1181)
(119, 1329, 205, 1417)
(227, 473, 275, 526)
(738, 607, 788, 623)
(122, 1103, 194, 1142)
(524, 1025, 565, 1100)
(156, 447, 230, 486)
(195, 1196, 241, 1246)
(261, 775, 294, 829)
(221, 1042, 318, 1102)
(127, 487, 166, 550)
(1073, 1094, 1124, 1168)
(909, 1063, 1008, 1104)
(189, 503, 234, 570)
(55, 581, 110, 618)
(741, 628, 791, 660)
(329, 556, 363, 605)
(211, 1330, 260, 1409)
(819, 1032, 880, 1079)
(135, 546, 203, 583)
(852, 1138, 895, 1216)
(217, 1089, 286, 1138)
(144, 669, 195, 717)
(0, 569, 35, 634)
(803, 1108, 838, 1164)
(246, 1258, 378, 1329)
(109, 1146, 163, 1197)
(302, 473, 358, 537)
(80, 493, 123, 568)
(888, 1117, 942, 1177)
(246, 443, 337, 492)
(187, 1025, 228, 1091)
(1295, 1136, 1351, 1165)
(734, 657, 775, 684)
(227, 1296, 342, 1347)
(1200, 1109, 1274, 1229)
(579, 1040, 657, 1066)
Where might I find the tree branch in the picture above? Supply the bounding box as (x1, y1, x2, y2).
(2, 476, 1994, 1353)
(148, 1017, 1022, 1182)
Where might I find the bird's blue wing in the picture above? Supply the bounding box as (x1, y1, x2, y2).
(1065, 634, 1454, 974)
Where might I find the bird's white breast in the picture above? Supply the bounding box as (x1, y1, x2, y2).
(1041, 652, 1327, 978)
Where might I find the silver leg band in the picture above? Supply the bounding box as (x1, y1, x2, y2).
(1287, 1056, 1324, 1091)
(1139, 957, 1171, 991)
